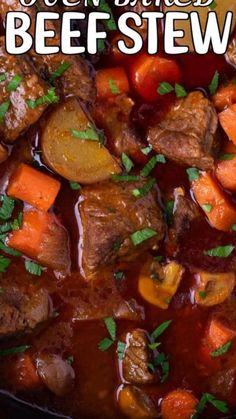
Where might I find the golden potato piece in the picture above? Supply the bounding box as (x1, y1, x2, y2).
(118, 385, 158, 419)
(164, 1, 236, 52)
(41, 98, 121, 184)
(138, 259, 185, 309)
(195, 272, 235, 306)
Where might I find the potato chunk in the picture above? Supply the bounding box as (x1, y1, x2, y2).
(41, 98, 121, 184)
(138, 259, 184, 309)
(118, 385, 157, 419)
(195, 272, 235, 306)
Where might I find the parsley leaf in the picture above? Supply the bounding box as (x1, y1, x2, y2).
(0, 196, 15, 220)
(131, 228, 157, 246)
(0, 240, 21, 257)
(202, 203, 212, 213)
(192, 393, 229, 419)
(25, 260, 43, 276)
(108, 79, 120, 95)
(186, 167, 200, 182)
(0, 255, 11, 273)
(66, 355, 74, 365)
(27, 87, 59, 109)
(153, 352, 170, 383)
(6, 74, 22, 92)
(141, 145, 152, 155)
(0, 345, 30, 357)
(165, 200, 174, 225)
(0, 101, 11, 122)
(175, 83, 187, 98)
(0, 74, 6, 83)
(121, 153, 134, 173)
(218, 153, 235, 161)
(104, 317, 116, 341)
(208, 70, 219, 95)
(140, 154, 166, 177)
(211, 340, 232, 358)
(132, 178, 156, 198)
(157, 82, 174, 95)
(114, 271, 124, 280)
(151, 320, 172, 340)
(50, 62, 71, 83)
(71, 126, 99, 141)
(117, 341, 126, 360)
(98, 337, 113, 351)
(69, 181, 81, 190)
(111, 174, 139, 182)
(204, 245, 234, 258)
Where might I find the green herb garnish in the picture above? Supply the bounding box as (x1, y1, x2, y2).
(69, 181, 81, 190)
(218, 153, 235, 161)
(71, 126, 99, 141)
(109, 79, 120, 95)
(25, 260, 43, 276)
(186, 167, 200, 182)
(204, 245, 234, 258)
(141, 145, 152, 155)
(6, 74, 22, 92)
(111, 174, 139, 182)
(114, 271, 124, 280)
(141, 154, 166, 177)
(50, 62, 71, 83)
(0, 101, 11, 122)
(117, 341, 126, 360)
(132, 178, 155, 198)
(208, 70, 219, 95)
(121, 153, 134, 173)
(151, 320, 172, 340)
(27, 87, 59, 109)
(0, 345, 30, 357)
(0, 196, 15, 221)
(98, 317, 117, 352)
(0, 255, 11, 273)
(192, 393, 229, 419)
(211, 341, 232, 358)
(131, 228, 157, 246)
(202, 204, 212, 213)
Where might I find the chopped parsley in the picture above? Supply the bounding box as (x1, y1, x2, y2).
(208, 70, 219, 95)
(117, 341, 126, 360)
(232, 224, 236, 231)
(198, 290, 207, 299)
(140, 154, 166, 177)
(6, 74, 22, 93)
(175, 83, 188, 98)
(0, 240, 21, 257)
(202, 204, 212, 213)
(209, 1, 217, 10)
(66, 355, 74, 365)
(151, 320, 172, 340)
(71, 126, 99, 141)
(203, 245, 234, 258)
(25, 260, 43, 276)
(50, 62, 71, 83)
(211, 341, 232, 358)
(186, 167, 200, 182)
(0, 74, 6, 83)
(27, 87, 59, 109)
(0, 345, 30, 357)
(98, 317, 117, 352)
(111, 174, 139, 182)
(0, 196, 15, 221)
(109, 79, 120, 95)
(141, 145, 152, 155)
(158, 82, 187, 98)
(165, 200, 174, 225)
(192, 393, 229, 419)
(0, 255, 11, 273)
(0, 101, 11, 122)
(131, 228, 157, 246)
(132, 178, 155, 198)
(218, 153, 235, 161)
(114, 271, 124, 280)
(121, 153, 134, 173)
(69, 181, 81, 190)
(153, 352, 170, 383)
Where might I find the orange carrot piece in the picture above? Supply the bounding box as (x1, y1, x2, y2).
(10, 353, 41, 391)
(219, 104, 236, 145)
(161, 390, 198, 419)
(8, 209, 50, 259)
(7, 163, 60, 212)
(192, 172, 236, 231)
(96, 67, 129, 99)
(205, 318, 236, 351)
(216, 156, 236, 191)
(213, 83, 236, 111)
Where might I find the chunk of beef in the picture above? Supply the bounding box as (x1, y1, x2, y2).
(94, 95, 145, 161)
(79, 180, 165, 277)
(172, 187, 201, 240)
(0, 278, 50, 338)
(0, 38, 48, 142)
(122, 329, 154, 384)
(0, 2, 95, 103)
(147, 92, 219, 170)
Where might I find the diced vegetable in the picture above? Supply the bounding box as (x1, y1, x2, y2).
(219, 104, 236, 145)
(213, 82, 236, 111)
(118, 385, 157, 419)
(191, 172, 236, 231)
(161, 389, 198, 419)
(138, 259, 185, 309)
(216, 143, 236, 191)
(130, 53, 181, 102)
(205, 318, 236, 350)
(96, 67, 129, 99)
(195, 272, 235, 307)
(36, 354, 75, 396)
(7, 163, 60, 212)
(41, 98, 121, 184)
(7, 209, 70, 272)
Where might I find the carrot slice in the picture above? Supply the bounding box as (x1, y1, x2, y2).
(216, 155, 236, 191)
(192, 172, 236, 231)
(219, 104, 236, 145)
(8, 209, 50, 259)
(161, 390, 198, 419)
(205, 318, 236, 351)
(96, 67, 129, 99)
(7, 163, 60, 211)
(213, 83, 236, 111)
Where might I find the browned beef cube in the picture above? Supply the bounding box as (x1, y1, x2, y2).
(147, 92, 219, 170)
(0, 1, 95, 103)
(79, 180, 165, 278)
(172, 187, 200, 240)
(0, 38, 48, 142)
(0, 277, 50, 338)
(122, 329, 154, 384)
